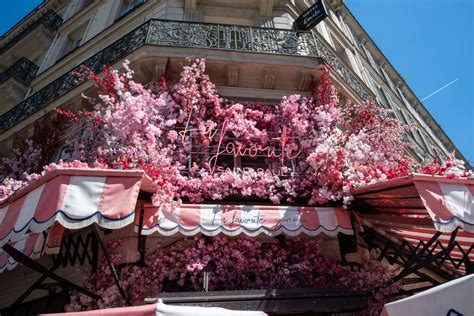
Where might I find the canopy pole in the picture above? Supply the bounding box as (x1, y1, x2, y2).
(2, 243, 99, 300)
(92, 225, 131, 305)
(137, 202, 147, 266)
(10, 260, 62, 307)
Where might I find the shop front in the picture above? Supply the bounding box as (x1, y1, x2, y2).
(0, 59, 472, 315)
(0, 168, 369, 315)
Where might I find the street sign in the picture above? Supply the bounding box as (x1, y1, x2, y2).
(293, 0, 328, 31)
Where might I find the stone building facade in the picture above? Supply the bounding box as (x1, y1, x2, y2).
(0, 0, 469, 314)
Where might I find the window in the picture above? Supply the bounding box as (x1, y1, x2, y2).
(60, 23, 88, 58)
(419, 130, 436, 156)
(361, 44, 382, 75)
(375, 86, 389, 108)
(62, 35, 82, 56)
(333, 38, 360, 75)
(380, 67, 397, 93)
(117, 0, 144, 18)
(329, 9, 342, 30)
(53, 144, 74, 162)
(315, 22, 334, 47)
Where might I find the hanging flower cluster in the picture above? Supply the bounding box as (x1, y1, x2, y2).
(421, 153, 472, 178)
(65, 236, 400, 315)
(50, 58, 416, 206)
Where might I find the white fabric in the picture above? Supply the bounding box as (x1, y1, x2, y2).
(156, 300, 266, 316)
(240, 205, 261, 231)
(200, 205, 220, 231)
(383, 275, 474, 316)
(279, 207, 300, 231)
(316, 207, 339, 231)
(440, 183, 473, 219)
(61, 176, 106, 218)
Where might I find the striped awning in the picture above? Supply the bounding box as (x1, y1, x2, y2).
(0, 168, 153, 272)
(351, 174, 474, 233)
(0, 168, 151, 247)
(352, 174, 474, 276)
(137, 203, 353, 237)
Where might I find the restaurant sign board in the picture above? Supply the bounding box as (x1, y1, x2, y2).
(293, 0, 328, 31)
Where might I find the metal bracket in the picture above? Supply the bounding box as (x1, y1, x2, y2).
(362, 227, 464, 296)
(92, 225, 131, 305)
(52, 231, 98, 270)
(2, 243, 99, 301)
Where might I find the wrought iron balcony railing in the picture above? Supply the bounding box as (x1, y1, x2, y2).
(0, 19, 374, 134)
(0, 57, 39, 86)
(0, 10, 63, 55)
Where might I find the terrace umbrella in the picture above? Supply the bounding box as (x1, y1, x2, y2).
(39, 299, 267, 315)
(381, 274, 474, 316)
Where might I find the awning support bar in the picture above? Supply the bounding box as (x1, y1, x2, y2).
(387, 228, 459, 286)
(10, 260, 62, 307)
(405, 231, 442, 267)
(92, 225, 131, 306)
(2, 243, 99, 300)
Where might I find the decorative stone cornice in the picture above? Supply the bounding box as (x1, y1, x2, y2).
(259, 0, 274, 17)
(0, 57, 38, 86)
(297, 71, 313, 91)
(0, 10, 62, 56)
(184, 0, 197, 11)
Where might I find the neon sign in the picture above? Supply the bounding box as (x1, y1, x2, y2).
(178, 111, 302, 175)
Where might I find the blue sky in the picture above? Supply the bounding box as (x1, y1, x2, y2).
(345, 0, 473, 164)
(1, 0, 473, 164)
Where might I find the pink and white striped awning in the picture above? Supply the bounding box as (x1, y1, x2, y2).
(0, 168, 152, 251)
(0, 168, 153, 248)
(137, 203, 353, 236)
(352, 174, 474, 233)
(352, 174, 474, 276)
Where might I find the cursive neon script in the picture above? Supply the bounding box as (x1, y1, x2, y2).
(179, 110, 302, 174)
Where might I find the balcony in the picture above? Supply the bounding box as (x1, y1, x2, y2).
(0, 19, 374, 134)
(0, 57, 39, 86)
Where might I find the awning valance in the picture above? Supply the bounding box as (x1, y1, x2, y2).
(0, 168, 354, 274)
(137, 203, 353, 237)
(0, 168, 151, 248)
(351, 174, 474, 233)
